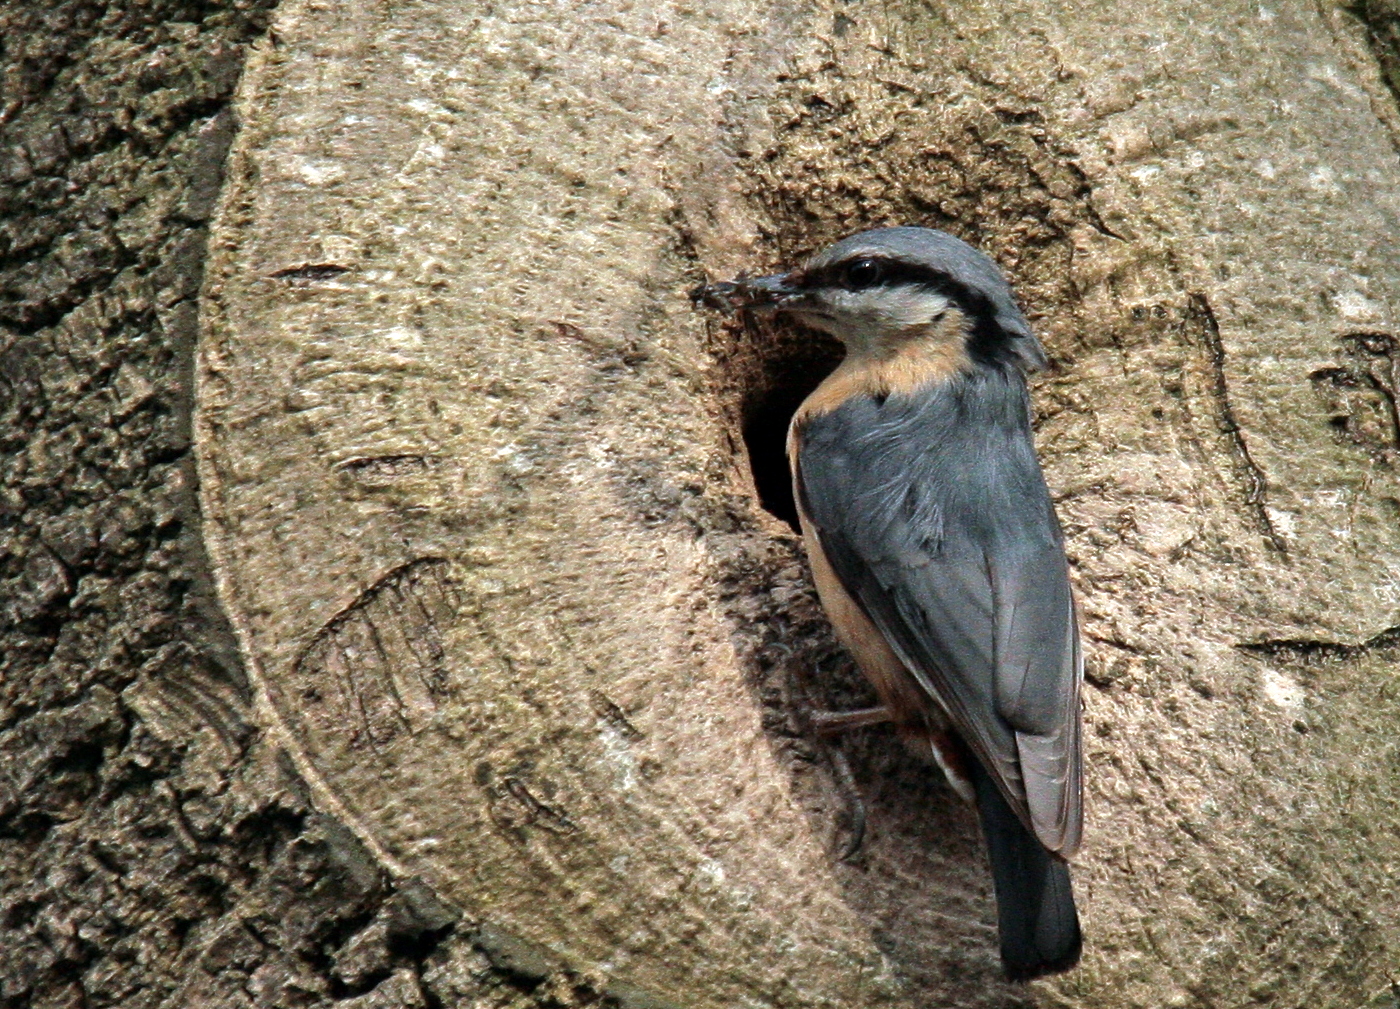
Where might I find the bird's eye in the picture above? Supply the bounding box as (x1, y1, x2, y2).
(843, 258, 883, 289)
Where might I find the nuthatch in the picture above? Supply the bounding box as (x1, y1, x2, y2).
(697, 227, 1083, 980)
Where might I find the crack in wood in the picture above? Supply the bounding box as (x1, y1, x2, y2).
(336, 454, 439, 480)
(501, 778, 577, 834)
(292, 558, 458, 749)
(1237, 624, 1400, 662)
(1189, 292, 1288, 554)
(268, 262, 350, 282)
(587, 689, 645, 742)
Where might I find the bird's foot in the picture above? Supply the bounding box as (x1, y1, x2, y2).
(826, 745, 866, 861)
(804, 705, 890, 860)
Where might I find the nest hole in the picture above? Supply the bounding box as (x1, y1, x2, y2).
(739, 326, 845, 531)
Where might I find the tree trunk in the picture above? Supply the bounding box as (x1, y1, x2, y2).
(5, 0, 1400, 1007)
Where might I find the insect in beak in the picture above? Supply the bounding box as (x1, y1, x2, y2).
(689, 273, 802, 313)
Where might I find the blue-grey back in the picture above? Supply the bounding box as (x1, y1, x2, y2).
(797, 367, 1060, 557)
(794, 366, 1081, 853)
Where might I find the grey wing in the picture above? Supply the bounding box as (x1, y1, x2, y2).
(797, 374, 1082, 856)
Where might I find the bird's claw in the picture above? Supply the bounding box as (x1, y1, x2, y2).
(828, 745, 867, 861)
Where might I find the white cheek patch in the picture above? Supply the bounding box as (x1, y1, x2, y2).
(828, 288, 952, 337)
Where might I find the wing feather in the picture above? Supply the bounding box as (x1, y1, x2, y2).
(797, 368, 1082, 856)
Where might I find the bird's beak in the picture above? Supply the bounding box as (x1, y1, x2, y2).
(690, 272, 802, 313)
(733, 273, 801, 309)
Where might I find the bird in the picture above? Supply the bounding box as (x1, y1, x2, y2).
(695, 227, 1083, 981)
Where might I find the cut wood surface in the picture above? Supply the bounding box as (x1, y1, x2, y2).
(197, 1, 1400, 1005)
(4, 0, 1398, 1006)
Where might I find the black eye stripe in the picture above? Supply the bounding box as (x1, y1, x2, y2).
(803, 256, 958, 294)
(798, 255, 1013, 365)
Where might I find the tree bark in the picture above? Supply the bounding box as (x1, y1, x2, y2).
(5, 1, 1400, 1007)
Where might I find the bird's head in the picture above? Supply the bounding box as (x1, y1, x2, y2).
(696, 227, 1047, 372)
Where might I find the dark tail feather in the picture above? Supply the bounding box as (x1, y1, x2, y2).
(969, 758, 1082, 981)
